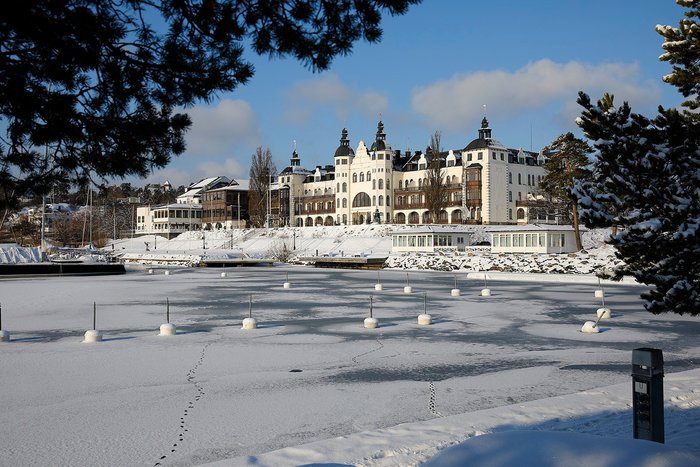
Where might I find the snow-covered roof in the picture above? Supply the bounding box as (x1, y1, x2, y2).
(205, 179, 250, 192)
(390, 226, 475, 235)
(151, 203, 202, 209)
(488, 224, 584, 232)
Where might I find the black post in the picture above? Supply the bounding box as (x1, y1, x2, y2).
(0, 302, 3, 329)
(166, 297, 170, 324)
(632, 348, 665, 443)
(369, 295, 373, 318)
(93, 302, 96, 330)
(249, 295, 252, 319)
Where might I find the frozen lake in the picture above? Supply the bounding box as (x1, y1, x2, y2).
(1, 266, 698, 466)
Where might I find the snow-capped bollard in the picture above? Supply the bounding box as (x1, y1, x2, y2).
(594, 277, 604, 298)
(241, 317, 258, 330)
(581, 321, 599, 333)
(480, 272, 491, 297)
(0, 304, 8, 341)
(164, 270, 171, 276)
(159, 323, 176, 336)
(283, 272, 290, 289)
(364, 317, 379, 329)
(220, 271, 227, 278)
(84, 302, 102, 342)
(417, 293, 432, 325)
(417, 313, 432, 325)
(364, 294, 379, 328)
(148, 269, 153, 275)
(451, 276, 460, 296)
(242, 295, 258, 330)
(83, 329, 103, 342)
(404, 273, 412, 293)
(159, 298, 176, 336)
(596, 307, 612, 319)
(596, 288, 611, 319)
(374, 271, 383, 291)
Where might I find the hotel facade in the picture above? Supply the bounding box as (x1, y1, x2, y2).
(279, 118, 548, 228)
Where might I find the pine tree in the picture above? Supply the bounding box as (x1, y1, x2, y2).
(0, 0, 420, 212)
(540, 133, 592, 251)
(573, 1, 700, 315)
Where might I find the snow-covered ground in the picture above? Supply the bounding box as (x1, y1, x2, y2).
(1, 266, 698, 466)
(97, 225, 623, 275)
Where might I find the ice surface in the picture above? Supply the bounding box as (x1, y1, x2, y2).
(1, 267, 698, 466)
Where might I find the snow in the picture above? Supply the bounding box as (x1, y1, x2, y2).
(1, 226, 698, 465)
(0, 244, 42, 263)
(1, 265, 699, 466)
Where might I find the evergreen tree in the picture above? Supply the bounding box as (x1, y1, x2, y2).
(540, 133, 592, 251)
(573, 1, 700, 315)
(0, 0, 420, 212)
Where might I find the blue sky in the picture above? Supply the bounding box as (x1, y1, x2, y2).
(139, 0, 685, 188)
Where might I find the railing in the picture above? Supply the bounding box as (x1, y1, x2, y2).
(296, 208, 335, 215)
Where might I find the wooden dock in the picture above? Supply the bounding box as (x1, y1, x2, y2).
(199, 258, 275, 268)
(299, 256, 387, 270)
(0, 262, 126, 277)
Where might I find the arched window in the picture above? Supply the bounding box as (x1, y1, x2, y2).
(352, 173, 357, 183)
(336, 182, 340, 192)
(386, 196, 391, 206)
(352, 192, 371, 207)
(399, 180, 403, 189)
(372, 195, 376, 205)
(342, 198, 347, 208)
(342, 182, 347, 192)
(359, 172, 365, 182)
(373, 180, 376, 190)
(378, 195, 383, 206)
(366, 171, 371, 181)
(508, 173, 512, 184)
(337, 198, 340, 207)
(386, 179, 390, 189)
(378, 179, 383, 189)
(418, 179, 422, 188)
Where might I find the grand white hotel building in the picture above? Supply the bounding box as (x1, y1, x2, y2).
(277, 118, 548, 227)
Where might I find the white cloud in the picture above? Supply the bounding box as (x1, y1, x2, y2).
(196, 158, 247, 180)
(283, 73, 389, 123)
(184, 99, 261, 157)
(411, 59, 662, 130)
(140, 158, 247, 188)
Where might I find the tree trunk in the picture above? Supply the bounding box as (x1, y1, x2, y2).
(571, 201, 583, 251)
